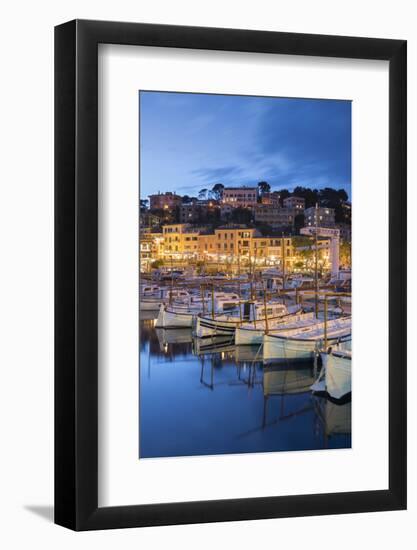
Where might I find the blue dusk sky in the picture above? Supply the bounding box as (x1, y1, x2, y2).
(139, 91, 351, 200)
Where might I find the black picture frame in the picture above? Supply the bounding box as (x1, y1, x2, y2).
(55, 19, 407, 531)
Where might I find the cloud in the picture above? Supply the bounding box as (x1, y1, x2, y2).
(140, 92, 351, 199)
(191, 165, 244, 183)
(252, 99, 351, 189)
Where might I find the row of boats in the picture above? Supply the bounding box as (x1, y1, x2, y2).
(141, 283, 352, 401)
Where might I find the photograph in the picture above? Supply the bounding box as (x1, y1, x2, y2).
(139, 91, 352, 459)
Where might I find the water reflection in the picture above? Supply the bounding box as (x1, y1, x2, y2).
(139, 318, 351, 458)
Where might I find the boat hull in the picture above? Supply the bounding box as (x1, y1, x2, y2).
(235, 312, 315, 346)
(195, 316, 240, 338)
(140, 299, 164, 311)
(155, 305, 195, 328)
(263, 334, 351, 364)
(235, 326, 264, 345)
(321, 352, 351, 400)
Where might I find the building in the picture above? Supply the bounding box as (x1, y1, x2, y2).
(162, 224, 200, 258)
(260, 191, 281, 206)
(220, 203, 234, 220)
(253, 205, 297, 229)
(283, 196, 305, 211)
(139, 230, 164, 272)
(180, 199, 219, 223)
(149, 192, 182, 211)
(266, 237, 295, 269)
(222, 186, 258, 208)
(179, 201, 199, 223)
(197, 226, 295, 269)
(339, 201, 352, 224)
(300, 226, 340, 276)
(337, 222, 352, 242)
(304, 206, 335, 227)
(139, 211, 161, 230)
(198, 227, 257, 259)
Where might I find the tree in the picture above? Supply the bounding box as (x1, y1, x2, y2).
(279, 188, 291, 204)
(256, 223, 274, 236)
(231, 207, 252, 225)
(339, 240, 351, 267)
(139, 199, 149, 211)
(257, 181, 271, 195)
(211, 183, 224, 201)
(292, 186, 319, 208)
(198, 188, 208, 200)
(294, 213, 305, 233)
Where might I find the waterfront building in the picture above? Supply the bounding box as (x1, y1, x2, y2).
(222, 186, 258, 208)
(283, 196, 305, 211)
(149, 191, 182, 211)
(198, 226, 257, 259)
(304, 206, 335, 227)
(197, 226, 295, 269)
(300, 226, 340, 276)
(140, 230, 164, 271)
(162, 224, 200, 258)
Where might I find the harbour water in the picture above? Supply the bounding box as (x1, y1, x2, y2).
(139, 317, 351, 459)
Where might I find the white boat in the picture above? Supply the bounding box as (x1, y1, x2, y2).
(235, 312, 316, 346)
(312, 348, 352, 400)
(140, 284, 161, 296)
(195, 302, 301, 339)
(155, 292, 242, 328)
(140, 298, 166, 311)
(155, 303, 198, 328)
(286, 276, 315, 290)
(263, 317, 351, 363)
(140, 288, 191, 311)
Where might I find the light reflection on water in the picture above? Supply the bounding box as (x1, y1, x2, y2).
(139, 318, 351, 458)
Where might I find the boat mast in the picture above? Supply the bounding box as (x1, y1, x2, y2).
(170, 254, 174, 305)
(201, 283, 206, 315)
(263, 281, 269, 335)
(211, 282, 215, 320)
(281, 233, 286, 290)
(252, 246, 257, 328)
(237, 246, 242, 322)
(314, 202, 319, 319)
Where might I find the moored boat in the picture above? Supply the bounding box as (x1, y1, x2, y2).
(311, 347, 352, 400)
(235, 311, 316, 346)
(195, 302, 301, 339)
(154, 292, 242, 328)
(155, 303, 198, 328)
(263, 317, 351, 363)
(140, 288, 192, 311)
